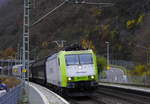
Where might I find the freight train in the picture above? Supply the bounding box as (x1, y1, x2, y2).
(30, 49, 98, 96)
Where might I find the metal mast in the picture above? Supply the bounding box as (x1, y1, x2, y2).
(105, 41, 110, 70)
(22, 0, 30, 80)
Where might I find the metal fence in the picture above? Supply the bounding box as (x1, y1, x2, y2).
(100, 75, 150, 86)
(99, 74, 150, 86)
(100, 59, 150, 86)
(0, 83, 23, 104)
(127, 75, 150, 85)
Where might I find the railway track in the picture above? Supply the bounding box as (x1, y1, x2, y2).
(97, 85, 150, 104)
(35, 80, 150, 104)
(68, 96, 106, 104)
(66, 85, 150, 104)
(67, 92, 132, 104)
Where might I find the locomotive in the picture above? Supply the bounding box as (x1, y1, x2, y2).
(30, 49, 98, 96)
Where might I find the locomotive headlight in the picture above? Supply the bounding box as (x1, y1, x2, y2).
(91, 76, 94, 79)
(68, 77, 72, 81)
(79, 66, 82, 69)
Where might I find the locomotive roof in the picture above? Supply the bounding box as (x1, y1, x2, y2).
(31, 49, 93, 67)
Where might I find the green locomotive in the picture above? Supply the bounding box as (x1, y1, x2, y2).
(31, 49, 98, 96)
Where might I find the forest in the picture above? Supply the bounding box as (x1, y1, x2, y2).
(0, 0, 149, 66)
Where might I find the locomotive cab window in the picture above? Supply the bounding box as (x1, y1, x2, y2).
(65, 54, 93, 66)
(79, 54, 93, 64)
(65, 55, 79, 66)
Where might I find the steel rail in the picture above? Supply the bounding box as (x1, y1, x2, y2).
(68, 96, 106, 104)
(98, 85, 150, 104)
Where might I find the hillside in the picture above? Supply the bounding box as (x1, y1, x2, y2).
(0, 0, 150, 63)
(0, 0, 23, 49)
(0, 0, 9, 6)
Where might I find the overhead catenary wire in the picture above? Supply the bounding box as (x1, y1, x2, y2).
(31, 0, 114, 27)
(72, 1, 114, 6)
(31, 0, 67, 27)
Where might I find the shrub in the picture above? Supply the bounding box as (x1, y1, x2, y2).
(96, 56, 107, 71)
(0, 77, 21, 88)
(126, 19, 136, 29)
(137, 15, 144, 24)
(131, 64, 146, 76)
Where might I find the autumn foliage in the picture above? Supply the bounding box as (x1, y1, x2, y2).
(0, 48, 16, 59)
(0, 77, 21, 88)
(81, 39, 96, 51)
(130, 64, 150, 76)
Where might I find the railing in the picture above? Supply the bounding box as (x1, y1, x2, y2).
(99, 59, 150, 85)
(127, 75, 150, 85)
(110, 60, 135, 69)
(100, 75, 150, 86)
(0, 83, 23, 104)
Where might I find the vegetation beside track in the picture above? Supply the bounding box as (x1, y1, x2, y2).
(0, 76, 21, 88)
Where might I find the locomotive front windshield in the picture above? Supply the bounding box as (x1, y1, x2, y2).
(65, 55, 79, 65)
(66, 54, 93, 66)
